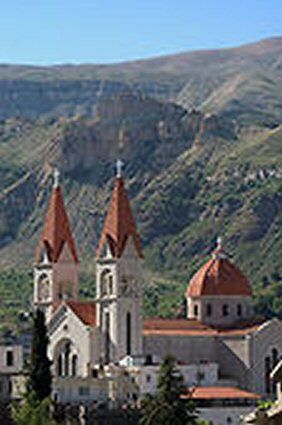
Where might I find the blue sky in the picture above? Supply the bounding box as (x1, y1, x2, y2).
(0, 0, 281, 64)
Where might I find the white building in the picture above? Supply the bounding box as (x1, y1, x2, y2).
(0, 344, 24, 402)
(32, 165, 282, 423)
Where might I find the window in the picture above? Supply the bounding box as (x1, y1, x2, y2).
(206, 303, 212, 317)
(222, 304, 229, 317)
(109, 275, 113, 295)
(72, 354, 78, 377)
(105, 313, 110, 364)
(64, 342, 71, 376)
(57, 354, 63, 377)
(146, 374, 151, 383)
(145, 355, 152, 365)
(272, 348, 279, 394)
(126, 312, 131, 355)
(265, 356, 271, 394)
(100, 269, 112, 297)
(237, 304, 242, 317)
(6, 350, 14, 367)
(194, 304, 199, 317)
(78, 386, 90, 397)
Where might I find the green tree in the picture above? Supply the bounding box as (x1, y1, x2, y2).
(141, 355, 198, 425)
(13, 310, 55, 425)
(12, 393, 57, 425)
(27, 309, 52, 401)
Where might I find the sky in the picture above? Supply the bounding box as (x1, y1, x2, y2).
(0, 0, 281, 65)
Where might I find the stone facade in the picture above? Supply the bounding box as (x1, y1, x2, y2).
(34, 244, 79, 321)
(187, 294, 253, 326)
(96, 238, 144, 364)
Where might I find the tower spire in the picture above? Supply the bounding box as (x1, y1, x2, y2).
(96, 164, 143, 259)
(36, 176, 78, 264)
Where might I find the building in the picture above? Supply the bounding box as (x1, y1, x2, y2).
(244, 360, 282, 424)
(33, 165, 282, 421)
(0, 344, 25, 403)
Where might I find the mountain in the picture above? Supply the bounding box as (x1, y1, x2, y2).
(0, 37, 281, 124)
(0, 37, 282, 327)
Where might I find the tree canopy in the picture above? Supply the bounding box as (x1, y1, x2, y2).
(141, 355, 198, 425)
(27, 309, 52, 401)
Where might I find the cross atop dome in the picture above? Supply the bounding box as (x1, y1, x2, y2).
(213, 235, 227, 260)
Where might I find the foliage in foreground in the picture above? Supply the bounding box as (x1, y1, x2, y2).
(12, 393, 57, 425)
(141, 355, 198, 425)
(27, 309, 52, 401)
(13, 309, 54, 425)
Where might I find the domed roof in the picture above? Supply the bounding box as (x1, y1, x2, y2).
(187, 241, 252, 297)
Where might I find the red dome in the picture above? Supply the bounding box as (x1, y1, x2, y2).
(187, 256, 252, 297)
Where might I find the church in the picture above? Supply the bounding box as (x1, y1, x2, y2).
(33, 163, 282, 404)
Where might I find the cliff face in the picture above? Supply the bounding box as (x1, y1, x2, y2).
(46, 93, 234, 176)
(0, 38, 281, 289)
(0, 92, 238, 266)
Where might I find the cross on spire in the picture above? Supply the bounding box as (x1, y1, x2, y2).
(53, 168, 60, 188)
(116, 159, 124, 178)
(216, 236, 222, 251)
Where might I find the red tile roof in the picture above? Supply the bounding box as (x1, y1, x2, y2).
(143, 318, 262, 336)
(96, 177, 143, 259)
(66, 301, 96, 326)
(36, 186, 78, 263)
(187, 256, 252, 297)
(182, 386, 260, 400)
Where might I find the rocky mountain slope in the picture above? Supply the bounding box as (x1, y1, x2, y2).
(0, 37, 281, 124)
(0, 37, 281, 309)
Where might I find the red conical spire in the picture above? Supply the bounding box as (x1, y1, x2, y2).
(36, 170, 79, 263)
(97, 162, 143, 259)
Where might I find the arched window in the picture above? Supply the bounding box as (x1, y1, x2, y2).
(265, 356, 271, 394)
(72, 354, 78, 376)
(105, 313, 110, 364)
(57, 354, 63, 377)
(206, 303, 212, 317)
(64, 342, 71, 376)
(126, 312, 131, 355)
(109, 275, 113, 295)
(272, 348, 278, 366)
(194, 304, 199, 317)
(237, 304, 242, 317)
(272, 348, 279, 394)
(100, 269, 113, 297)
(222, 304, 229, 317)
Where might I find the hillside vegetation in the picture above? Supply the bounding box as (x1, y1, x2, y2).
(0, 37, 281, 331)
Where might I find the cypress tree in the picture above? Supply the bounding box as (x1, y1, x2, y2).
(27, 309, 52, 401)
(141, 355, 198, 425)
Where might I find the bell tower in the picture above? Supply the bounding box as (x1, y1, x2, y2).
(34, 169, 79, 321)
(96, 161, 144, 364)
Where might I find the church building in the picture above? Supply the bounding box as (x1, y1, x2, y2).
(33, 164, 282, 402)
